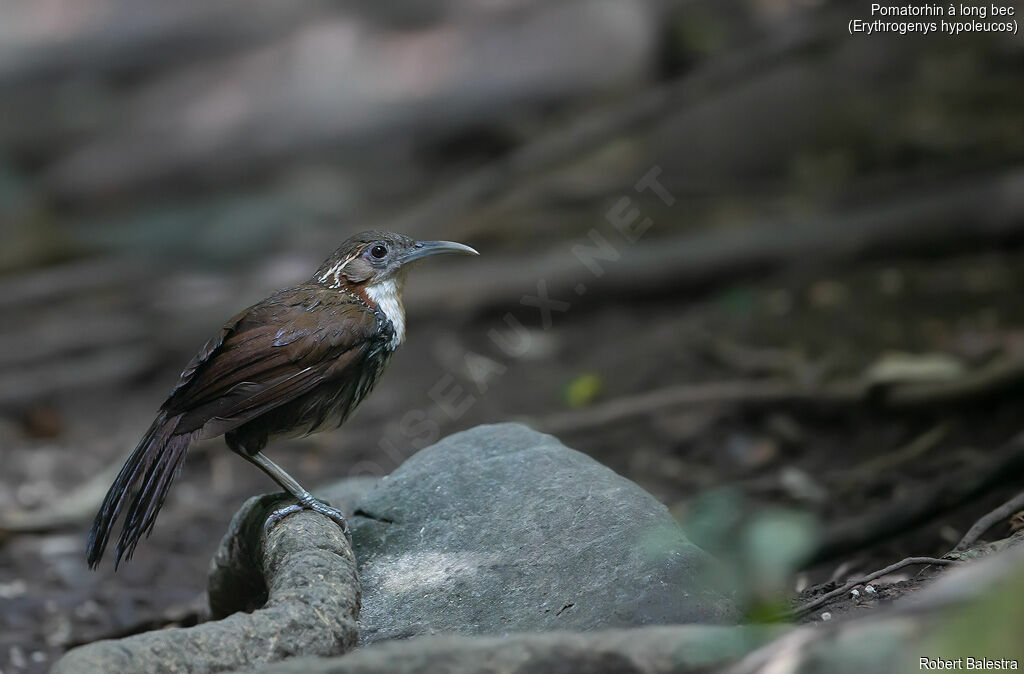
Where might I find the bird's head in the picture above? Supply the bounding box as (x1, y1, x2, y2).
(313, 231, 478, 291)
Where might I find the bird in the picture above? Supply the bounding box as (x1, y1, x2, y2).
(87, 231, 478, 569)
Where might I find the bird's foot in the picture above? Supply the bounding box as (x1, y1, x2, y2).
(264, 497, 351, 540)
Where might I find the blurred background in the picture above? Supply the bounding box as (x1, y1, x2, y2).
(1, 0, 1023, 669)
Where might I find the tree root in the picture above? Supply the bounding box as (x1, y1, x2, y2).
(786, 556, 955, 619)
(952, 490, 1024, 553)
(52, 494, 360, 674)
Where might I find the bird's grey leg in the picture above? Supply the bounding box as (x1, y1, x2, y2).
(243, 451, 350, 539)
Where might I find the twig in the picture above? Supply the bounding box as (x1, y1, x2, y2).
(0, 440, 221, 537)
(832, 423, 950, 489)
(788, 556, 955, 619)
(808, 432, 1024, 564)
(532, 357, 1024, 435)
(532, 379, 860, 435)
(730, 545, 1024, 674)
(884, 357, 1024, 409)
(0, 314, 147, 369)
(0, 257, 148, 311)
(0, 345, 159, 408)
(0, 460, 122, 536)
(952, 491, 1024, 553)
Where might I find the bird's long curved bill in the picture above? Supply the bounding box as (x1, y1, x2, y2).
(402, 240, 479, 263)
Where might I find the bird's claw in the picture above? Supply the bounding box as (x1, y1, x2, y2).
(263, 503, 304, 534)
(264, 499, 351, 541)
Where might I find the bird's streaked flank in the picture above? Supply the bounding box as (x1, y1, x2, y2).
(87, 231, 478, 569)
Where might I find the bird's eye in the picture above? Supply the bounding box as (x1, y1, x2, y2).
(370, 244, 388, 259)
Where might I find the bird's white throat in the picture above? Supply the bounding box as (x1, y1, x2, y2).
(365, 277, 406, 350)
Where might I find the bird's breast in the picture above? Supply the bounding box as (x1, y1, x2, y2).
(276, 344, 393, 440)
(364, 278, 405, 350)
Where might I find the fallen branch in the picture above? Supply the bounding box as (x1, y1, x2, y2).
(0, 344, 159, 408)
(532, 358, 1024, 435)
(0, 459, 123, 537)
(52, 495, 359, 674)
(531, 379, 856, 435)
(883, 357, 1024, 409)
(0, 257, 148, 311)
(0, 314, 148, 370)
(787, 556, 955, 619)
(952, 491, 1024, 553)
(407, 169, 1024, 318)
(807, 432, 1024, 565)
(831, 423, 950, 490)
(0, 432, 373, 539)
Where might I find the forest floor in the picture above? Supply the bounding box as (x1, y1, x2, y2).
(2, 246, 1024, 672)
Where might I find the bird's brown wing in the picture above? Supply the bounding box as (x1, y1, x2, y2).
(162, 287, 382, 437)
(167, 307, 250, 400)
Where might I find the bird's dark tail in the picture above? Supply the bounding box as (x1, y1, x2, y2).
(87, 412, 197, 569)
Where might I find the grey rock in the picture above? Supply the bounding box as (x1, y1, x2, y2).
(245, 624, 784, 674)
(346, 423, 738, 644)
(318, 476, 382, 519)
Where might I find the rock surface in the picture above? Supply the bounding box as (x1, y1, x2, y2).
(343, 422, 738, 643)
(247, 624, 782, 674)
(243, 544, 1024, 674)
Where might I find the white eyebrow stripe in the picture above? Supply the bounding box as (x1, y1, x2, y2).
(317, 253, 358, 288)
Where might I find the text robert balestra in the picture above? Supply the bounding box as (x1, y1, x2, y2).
(920, 657, 1019, 670)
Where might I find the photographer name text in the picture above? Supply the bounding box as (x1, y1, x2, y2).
(920, 657, 1019, 670)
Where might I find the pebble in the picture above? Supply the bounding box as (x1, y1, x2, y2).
(0, 581, 26, 599)
(8, 646, 25, 669)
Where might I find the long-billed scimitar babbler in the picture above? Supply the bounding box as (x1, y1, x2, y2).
(87, 232, 478, 569)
